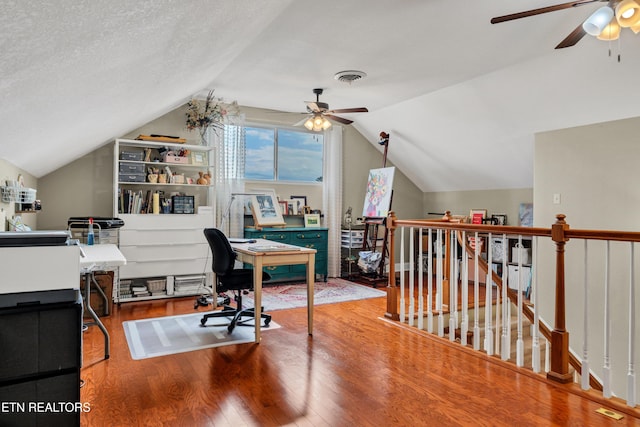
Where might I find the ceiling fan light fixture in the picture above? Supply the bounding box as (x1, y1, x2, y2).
(597, 18, 621, 40)
(583, 6, 614, 36)
(616, 0, 640, 27)
(305, 114, 331, 132)
(304, 117, 314, 131)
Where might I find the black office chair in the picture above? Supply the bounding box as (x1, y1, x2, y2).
(200, 228, 272, 332)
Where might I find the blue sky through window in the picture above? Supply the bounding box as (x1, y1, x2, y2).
(245, 126, 323, 182)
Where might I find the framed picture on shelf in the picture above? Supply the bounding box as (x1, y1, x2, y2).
(290, 196, 307, 216)
(248, 189, 286, 227)
(469, 209, 487, 224)
(304, 213, 321, 228)
(519, 203, 533, 227)
(492, 213, 507, 226)
(190, 151, 208, 166)
(278, 200, 289, 215)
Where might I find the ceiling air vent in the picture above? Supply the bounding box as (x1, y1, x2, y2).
(334, 70, 367, 84)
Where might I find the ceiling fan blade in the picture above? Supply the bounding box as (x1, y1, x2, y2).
(326, 107, 369, 114)
(490, 0, 600, 24)
(305, 101, 321, 112)
(325, 114, 353, 125)
(555, 22, 587, 48)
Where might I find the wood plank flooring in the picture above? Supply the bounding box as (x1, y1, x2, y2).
(80, 291, 639, 426)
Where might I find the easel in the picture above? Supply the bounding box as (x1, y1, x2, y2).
(360, 132, 391, 287)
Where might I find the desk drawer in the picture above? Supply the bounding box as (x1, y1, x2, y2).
(246, 231, 289, 242)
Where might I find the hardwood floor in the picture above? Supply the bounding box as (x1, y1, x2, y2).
(80, 292, 639, 427)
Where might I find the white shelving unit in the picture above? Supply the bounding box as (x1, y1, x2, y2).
(113, 138, 216, 303)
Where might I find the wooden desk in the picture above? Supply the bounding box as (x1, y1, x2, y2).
(230, 239, 316, 343)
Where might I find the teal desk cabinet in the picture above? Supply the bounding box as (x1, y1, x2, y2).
(244, 227, 328, 282)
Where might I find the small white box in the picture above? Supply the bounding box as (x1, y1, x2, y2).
(507, 265, 531, 291)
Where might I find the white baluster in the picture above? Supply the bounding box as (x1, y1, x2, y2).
(473, 231, 480, 350)
(399, 227, 405, 324)
(449, 230, 457, 342)
(485, 233, 494, 355)
(408, 227, 415, 327)
(427, 229, 433, 333)
(532, 237, 541, 373)
(437, 229, 444, 337)
(501, 233, 509, 361)
(627, 242, 636, 407)
(417, 228, 424, 330)
(603, 241, 612, 398)
(516, 235, 524, 367)
(461, 231, 468, 346)
(581, 240, 590, 390)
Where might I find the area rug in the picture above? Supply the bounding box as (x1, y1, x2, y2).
(243, 278, 386, 311)
(123, 312, 279, 360)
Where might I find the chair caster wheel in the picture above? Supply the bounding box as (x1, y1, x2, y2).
(200, 319, 207, 326)
(264, 319, 271, 327)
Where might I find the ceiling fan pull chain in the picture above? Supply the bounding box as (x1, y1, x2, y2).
(618, 36, 621, 63)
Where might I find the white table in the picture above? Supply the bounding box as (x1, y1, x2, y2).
(79, 244, 126, 359)
(230, 239, 316, 343)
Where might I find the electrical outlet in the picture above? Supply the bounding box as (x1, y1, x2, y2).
(553, 193, 561, 204)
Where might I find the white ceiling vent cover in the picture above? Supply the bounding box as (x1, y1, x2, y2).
(334, 70, 367, 84)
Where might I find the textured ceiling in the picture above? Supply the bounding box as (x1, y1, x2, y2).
(2, 0, 640, 191)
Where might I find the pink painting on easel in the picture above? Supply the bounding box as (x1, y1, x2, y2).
(362, 167, 395, 218)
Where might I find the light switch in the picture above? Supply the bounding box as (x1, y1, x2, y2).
(553, 193, 561, 204)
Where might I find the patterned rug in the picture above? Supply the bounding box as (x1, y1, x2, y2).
(243, 278, 386, 311)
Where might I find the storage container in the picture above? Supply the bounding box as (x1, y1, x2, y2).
(119, 163, 145, 174)
(118, 172, 146, 182)
(162, 153, 189, 164)
(120, 151, 144, 161)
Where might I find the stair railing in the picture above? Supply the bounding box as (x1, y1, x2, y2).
(386, 211, 639, 413)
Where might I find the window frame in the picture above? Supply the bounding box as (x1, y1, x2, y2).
(243, 122, 324, 184)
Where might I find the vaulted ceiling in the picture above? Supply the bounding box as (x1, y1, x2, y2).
(2, 0, 640, 192)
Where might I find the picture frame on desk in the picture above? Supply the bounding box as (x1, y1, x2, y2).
(278, 200, 289, 215)
(249, 189, 286, 227)
(304, 213, 321, 228)
(290, 196, 307, 215)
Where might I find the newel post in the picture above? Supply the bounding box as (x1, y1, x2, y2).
(547, 214, 573, 383)
(385, 211, 399, 320)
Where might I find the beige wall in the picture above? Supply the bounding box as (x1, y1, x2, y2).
(0, 158, 39, 231)
(534, 115, 640, 401)
(423, 188, 533, 225)
(37, 105, 424, 241)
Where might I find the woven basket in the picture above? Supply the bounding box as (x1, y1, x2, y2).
(146, 279, 166, 292)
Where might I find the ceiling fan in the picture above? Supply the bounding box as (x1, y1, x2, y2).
(491, 0, 640, 49)
(294, 88, 368, 131)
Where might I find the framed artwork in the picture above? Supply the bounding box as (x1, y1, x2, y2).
(290, 196, 307, 215)
(519, 203, 533, 227)
(362, 166, 395, 218)
(278, 200, 289, 215)
(492, 213, 507, 226)
(304, 213, 321, 228)
(249, 189, 286, 227)
(190, 151, 208, 166)
(469, 209, 487, 225)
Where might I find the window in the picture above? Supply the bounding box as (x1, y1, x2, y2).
(244, 125, 323, 182)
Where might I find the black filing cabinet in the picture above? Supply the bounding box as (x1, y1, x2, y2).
(0, 289, 82, 427)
